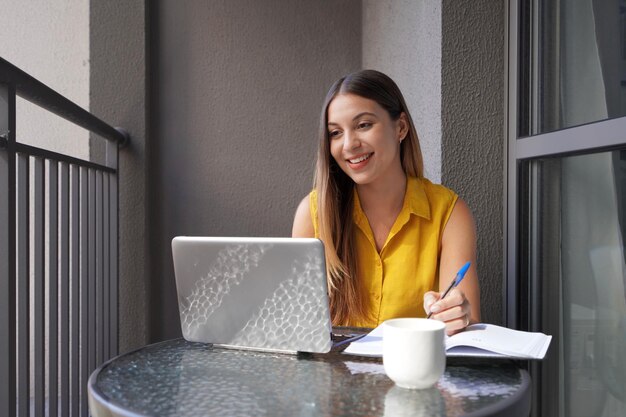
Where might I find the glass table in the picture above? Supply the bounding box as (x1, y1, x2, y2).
(88, 337, 531, 417)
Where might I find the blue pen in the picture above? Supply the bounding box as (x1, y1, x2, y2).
(427, 261, 471, 319)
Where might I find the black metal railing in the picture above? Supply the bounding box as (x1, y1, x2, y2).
(0, 56, 129, 417)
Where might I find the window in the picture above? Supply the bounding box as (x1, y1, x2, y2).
(507, 1, 626, 416)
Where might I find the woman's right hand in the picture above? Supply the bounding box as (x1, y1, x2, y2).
(423, 289, 472, 336)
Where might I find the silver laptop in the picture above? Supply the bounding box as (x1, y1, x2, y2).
(172, 236, 333, 353)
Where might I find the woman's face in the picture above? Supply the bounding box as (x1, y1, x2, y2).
(327, 93, 407, 186)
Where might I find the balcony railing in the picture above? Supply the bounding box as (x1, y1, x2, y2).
(0, 57, 129, 417)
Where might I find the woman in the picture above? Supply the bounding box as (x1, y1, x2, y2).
(292, 70, 480, 335)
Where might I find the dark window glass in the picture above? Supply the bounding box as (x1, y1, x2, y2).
(522, 149, 626, 416)
(531, 0, 626, 135)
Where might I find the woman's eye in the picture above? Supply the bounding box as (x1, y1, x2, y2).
(358, 122, 372, 129)
(328, 130, 341, 138)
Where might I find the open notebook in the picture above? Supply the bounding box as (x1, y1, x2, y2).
(343, 323, 552, 359)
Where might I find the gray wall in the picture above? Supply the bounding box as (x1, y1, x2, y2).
(2, 0, 150, 355)
(149, 0, 362, 341)
(1, 0, 507, 350)
(91, 0, 149, 353)
(441, 0, 505, 325)
(0, 0, 91, 385)
(87, 0, 505, 344)
(362, 0, 505, 325)
(1, 0, 90, 159)
(362, 0, 442, 182)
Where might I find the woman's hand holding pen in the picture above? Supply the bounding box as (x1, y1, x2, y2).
(424, 289, 472, 336)
(424, 261, 473, 336)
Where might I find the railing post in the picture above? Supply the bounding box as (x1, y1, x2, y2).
(106, 133, 121, 358)
(0, 83, 16, 417)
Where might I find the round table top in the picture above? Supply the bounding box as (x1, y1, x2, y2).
(89, 338, 531, 417)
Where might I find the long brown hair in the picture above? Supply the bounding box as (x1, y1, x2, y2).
(314, 69, 424, 325)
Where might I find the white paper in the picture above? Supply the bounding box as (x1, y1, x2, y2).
(343, 322, 552, 359)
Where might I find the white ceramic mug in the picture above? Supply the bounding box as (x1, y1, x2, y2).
(382, 318, 446, 389)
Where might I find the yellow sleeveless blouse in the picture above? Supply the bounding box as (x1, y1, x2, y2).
(310, 176, 458, 328)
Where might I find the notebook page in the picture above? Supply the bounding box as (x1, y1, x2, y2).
(445, 323, 552, 359)
(342, 325, 384, 357)
(343, 322, 552, 359)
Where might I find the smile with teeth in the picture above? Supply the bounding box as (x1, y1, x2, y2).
(348, 153, 373, 164)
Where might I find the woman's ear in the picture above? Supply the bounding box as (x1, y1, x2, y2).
(397, 112, 409, 142)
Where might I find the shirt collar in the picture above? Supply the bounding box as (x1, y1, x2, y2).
(353, 176, 431, 227)
(405, 176, 431, 220)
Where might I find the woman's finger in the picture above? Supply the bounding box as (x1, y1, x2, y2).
(430, 304, 466, 323)
(429, 288, 466, 314)
(444, 314, 469, 336)
(423, 291, 440, 315)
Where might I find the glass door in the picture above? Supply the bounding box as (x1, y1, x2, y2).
(507, 1, 626, 416)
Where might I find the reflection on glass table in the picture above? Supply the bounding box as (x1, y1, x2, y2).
(88, 336, 531, 417)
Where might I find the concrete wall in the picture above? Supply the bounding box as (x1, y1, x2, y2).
(149, 0, 362, 341)
(150, 0, 506, 339)
(2, 0, 507, 347)
(90, 0, 149, 353)
(362, 0, 506, 325)
(1, 0, 91, 385)
(362, 0, 442, 182)
(0, 0, 89, 158)
(441, 0, 505, 325)
(1, 0, 149, 354)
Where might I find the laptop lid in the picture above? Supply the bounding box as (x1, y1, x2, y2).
(172, 236, 333, 353)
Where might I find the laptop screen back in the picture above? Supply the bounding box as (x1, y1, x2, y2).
(172, 236, 332, 353)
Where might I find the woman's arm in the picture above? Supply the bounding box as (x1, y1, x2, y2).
(424, 198, 481, 335)
(292, 195, 315, 238)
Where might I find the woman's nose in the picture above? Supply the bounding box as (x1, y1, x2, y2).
(343, 130, 360, 151)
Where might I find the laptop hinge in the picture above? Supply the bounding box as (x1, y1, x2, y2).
(212, 343, 299, 355)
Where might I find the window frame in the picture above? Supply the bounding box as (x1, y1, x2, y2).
(505, 0, 626, 329)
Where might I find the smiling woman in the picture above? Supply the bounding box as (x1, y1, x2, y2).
(327, 94, 408, 189)
(292, 70, 480, 333)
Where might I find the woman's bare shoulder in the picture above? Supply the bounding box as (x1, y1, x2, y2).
(292, 195, 315, 237)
